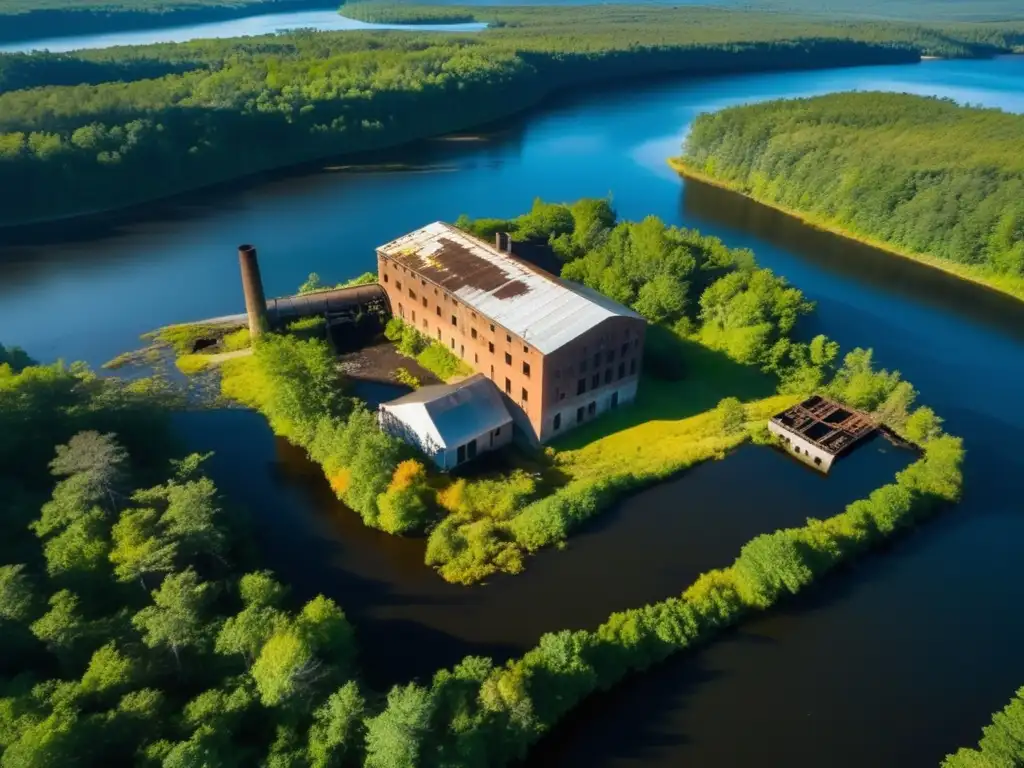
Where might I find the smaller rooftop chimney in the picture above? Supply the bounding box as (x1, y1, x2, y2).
(494, 232, 513, 255)
(238, 244, 268, 339)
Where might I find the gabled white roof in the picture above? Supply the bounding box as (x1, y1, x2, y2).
(377, 222, 642, 354)
(380, 374, 511, 450)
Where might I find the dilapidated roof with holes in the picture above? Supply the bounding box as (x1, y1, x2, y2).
(771, 395, 878, 456)
(376, 221, 643, 354)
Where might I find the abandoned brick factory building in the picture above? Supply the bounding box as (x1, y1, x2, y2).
(377, 222, 647, 445)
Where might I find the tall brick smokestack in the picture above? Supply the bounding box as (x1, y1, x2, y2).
(238, 244, 268, 338)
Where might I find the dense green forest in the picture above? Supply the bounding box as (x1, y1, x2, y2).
(942, 685, 1024, 767)
(2, 6, 1023, 226)
(677, 92, 1024, 301)
(0, 349, 368, 764)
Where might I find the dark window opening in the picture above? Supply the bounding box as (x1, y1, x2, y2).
(474, 353, 479, 364)
(611, 392, 619, 408)
(814, 456, 822, 466)
(506, 334, 512, 343)
(436, 306, 441, 317)
(559, 392, 566, 401)
(411, 311, 416, 323)
(591, 374, 599, 389)
(383, 273, 389, 283)
(505, 378, 512, 395)
(621, 343, 629, 356)
(523, 344, 529, 354)
(618, 363, 625, 380)
(588, 401, 596, 416)
(522, 387, 528, 402)
(451, 315, 457, 327)
(554, 413, 562, 430)
(505, 352, 512, 366)
(471, 328, 478, 340)
(422, 297, 427, 308)
(490, 324, 495, 332)
(604, 369, 612, 385)
(577, 378, 586, 396)
(460, 345, 464, 358)
(577, 406, 585, 424)
(457, 444, 466, 464)
(522, 362, 531, 378)
(396, 280, 402, 290)
(398, 303, 404, 319)
(409, 289, 416, 300)
(494, 427, 501, 436)
(489, 342, 495, 354)
(450, 337, 455, 349)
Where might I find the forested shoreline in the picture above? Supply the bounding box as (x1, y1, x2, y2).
(2, 7, 1024, 228)
(676, 92, 1024, 302)
(0, 0, 333, 44)
(942, 685, 1024, 767)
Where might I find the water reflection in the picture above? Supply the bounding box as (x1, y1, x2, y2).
(0, 10, 485, 53)
(175, 408, 911, 689)
(680, 178, 1024, 344)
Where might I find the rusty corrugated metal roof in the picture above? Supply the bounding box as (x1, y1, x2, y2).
(377, 222, 642, 354)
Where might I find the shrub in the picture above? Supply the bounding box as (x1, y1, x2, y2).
(175, 354, 213, 375)
(394, 368, 420, 388)
(222, 328, 251, 352)
(714, 397, 746, 435)
(377, 460, 433, 535)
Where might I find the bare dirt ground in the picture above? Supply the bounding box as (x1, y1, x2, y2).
(336, 339, 440, 386)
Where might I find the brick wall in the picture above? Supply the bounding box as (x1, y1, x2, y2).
(378, 253, 645, 443)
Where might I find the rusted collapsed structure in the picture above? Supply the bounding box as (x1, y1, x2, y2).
(768, 395, 878, 472)
(237, 244, 390, 346)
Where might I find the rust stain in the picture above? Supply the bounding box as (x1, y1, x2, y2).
(393, 237, 530, 300)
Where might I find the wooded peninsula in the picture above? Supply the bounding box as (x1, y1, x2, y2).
(674, 92, 1024, 301)
(1, 7, 1023, 228)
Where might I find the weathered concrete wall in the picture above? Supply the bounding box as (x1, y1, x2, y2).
(768, 421, 836, 472)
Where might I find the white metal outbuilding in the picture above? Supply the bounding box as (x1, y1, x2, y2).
(378, 374, 513, 470)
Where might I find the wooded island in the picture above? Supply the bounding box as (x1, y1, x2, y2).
(674, 92, 1024, 301)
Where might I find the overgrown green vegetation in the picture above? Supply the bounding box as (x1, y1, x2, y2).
(384, 317, 473, 382)
(0, 345, 368, 765)
(342, 0, 1024, 24)
(219, 333, 436, 535)
(367, 422, 963, 765)
(298, 271, 377, 295)
(4, 6, 1024, 225)
(677, 92, 1024, 301)
(942, 685, 1024, 767)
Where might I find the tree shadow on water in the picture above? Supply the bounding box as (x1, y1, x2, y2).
(526, 628, 777, 767)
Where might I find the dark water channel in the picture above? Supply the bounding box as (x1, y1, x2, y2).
(174, 408, 909, 691)
(4, 55, 1024, 765)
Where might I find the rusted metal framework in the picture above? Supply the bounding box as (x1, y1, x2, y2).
(772, 395, 877, 458)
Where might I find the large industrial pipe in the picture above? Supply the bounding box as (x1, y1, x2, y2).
(238, 244, 268, 338)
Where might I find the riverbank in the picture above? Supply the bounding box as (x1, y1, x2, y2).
(0, 0, 334, 44)
(0, 28, 923, 230)
(669, 158, 1024, 304)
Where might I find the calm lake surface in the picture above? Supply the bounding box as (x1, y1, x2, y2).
(3, 55, 1024, 766)
(0, 10, 484, 53)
